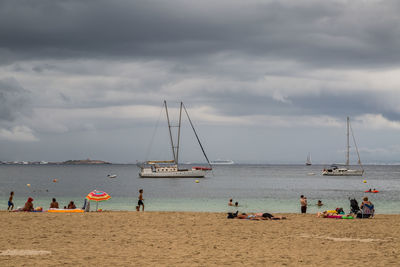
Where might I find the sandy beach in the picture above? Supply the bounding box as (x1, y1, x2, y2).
(1, 211, 399, 266)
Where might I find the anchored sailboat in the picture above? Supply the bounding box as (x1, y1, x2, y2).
(322, 117, 364, 176)
(139, 101, 212, 178)
(306, 153, 312, 166)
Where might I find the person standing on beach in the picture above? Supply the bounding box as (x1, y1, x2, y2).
(8, 191, 14, 211)
(138, 189, 144, 211)
(300, 195, 307, 214)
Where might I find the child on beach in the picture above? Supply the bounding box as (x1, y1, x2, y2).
(8, 191, 14, 211)
(138, 189, 144, 211)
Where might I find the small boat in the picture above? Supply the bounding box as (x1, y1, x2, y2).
(365, 190, 379, 193)
(322, 117, 364, 176)
(107, 174, 117, 178)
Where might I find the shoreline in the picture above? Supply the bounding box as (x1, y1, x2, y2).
(1, 211, 400, 266)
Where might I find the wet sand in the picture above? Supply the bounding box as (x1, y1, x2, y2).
(1, 211, 399, 266)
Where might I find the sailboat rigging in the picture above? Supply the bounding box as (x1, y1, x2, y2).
(139, 101, 212, 178)
(322, 117, 364, 176)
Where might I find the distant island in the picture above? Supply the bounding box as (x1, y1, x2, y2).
(62, 159, 111, 165)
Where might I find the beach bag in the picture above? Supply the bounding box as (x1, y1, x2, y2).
(336, 208, 344, 214)
(227, 211, 238, 219)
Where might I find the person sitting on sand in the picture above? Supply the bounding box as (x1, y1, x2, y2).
(22, 197, 34, 212)
(228, 199, 233, 206)
(358, 197, 374, 218)
(8, 191, 14, 211)
(360, 197, 373, 210)
(67, 201, 76, 209)
(236, 212, 286, 220)
(50, 198, 59, 209)
(317, 200, 323, 207)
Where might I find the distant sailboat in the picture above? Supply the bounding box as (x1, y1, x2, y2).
(322, 117, 364, 176)
(306, 153, 312, 166)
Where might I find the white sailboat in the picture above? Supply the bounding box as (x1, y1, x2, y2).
(139, 101, 212, 178)
(306, 153, 312, 166)
(322, 117, 364, 176)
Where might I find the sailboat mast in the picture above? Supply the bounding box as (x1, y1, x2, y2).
(350, 122, 364, 171)
(182, 103, 212, 167)
(164, 100, 176, 163)
(346, 116, 350, 166)
(175, 102, 183, 165)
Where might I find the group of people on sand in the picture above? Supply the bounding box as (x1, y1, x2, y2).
(10, 196, 38, 212)
(317, 196, 374, 218)
(235, 212, 286, 220)
(227, 197, 285, 220)
(8, 189, 145, 212)
(8, 191, 78, 212)
(49, 198, 76, 209)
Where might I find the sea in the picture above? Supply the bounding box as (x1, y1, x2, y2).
(1, 164, 400, 214)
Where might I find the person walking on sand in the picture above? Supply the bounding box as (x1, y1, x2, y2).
(300, 195, 307, 214)
(138, 189, 144, 211)
(8, 191, 14, 211)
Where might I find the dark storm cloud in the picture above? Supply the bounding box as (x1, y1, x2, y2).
(1, 0, 400, 68)
(0, 78, 31, 122)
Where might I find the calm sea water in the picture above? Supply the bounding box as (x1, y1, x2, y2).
(1, 164, 400, 214)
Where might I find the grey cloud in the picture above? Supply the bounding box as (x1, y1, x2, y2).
(0, 78, 32, 122)
(1, 0, 400, 68)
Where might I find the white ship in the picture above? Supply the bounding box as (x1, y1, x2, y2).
(210, 160, 235, 165)
(322, 117, 364, 176)
(139, 101, 212, 178)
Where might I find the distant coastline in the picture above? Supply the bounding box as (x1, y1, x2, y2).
(0, 159, 111, 165)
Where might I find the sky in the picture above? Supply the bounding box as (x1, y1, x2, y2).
(1, 0, 400, 164)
